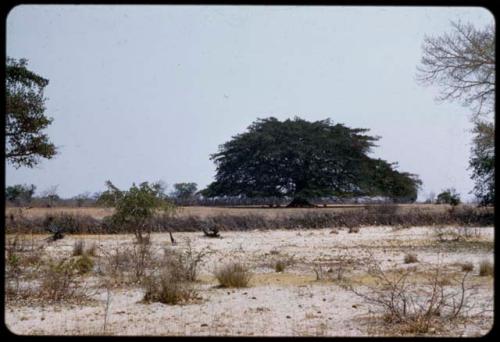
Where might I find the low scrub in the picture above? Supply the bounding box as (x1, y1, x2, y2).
(404, 253, 418, 264)
(143, 271, 197, 305)
(214, 262, 251, 288)
(479, 260, 493, 277)
(73, 240, 85, 256)
(460, 262, 474, 272)
(349, 254, 479, 335)
(4, 205, 494, 234)
(39, 258, 89, 302)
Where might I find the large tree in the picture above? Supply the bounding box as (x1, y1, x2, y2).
(417, 20, 495, 206)
(202, 117, 421, 206)
(6, 57, 57, 168)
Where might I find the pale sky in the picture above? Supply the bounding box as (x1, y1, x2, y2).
(5, 5, 494, 201)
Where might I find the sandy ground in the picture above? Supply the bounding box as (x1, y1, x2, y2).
(5, 227, 494, 336)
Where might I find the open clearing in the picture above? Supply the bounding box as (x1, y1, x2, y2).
(5, 226, 493, 336)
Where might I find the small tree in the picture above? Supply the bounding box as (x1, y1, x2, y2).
(171, 182, 198, 201)
(5, 184, 36, 206)
(98, 181, 176, 243)
(436, 188, 461, 206)
(73, 192, 92, 207)
(41, 185, 60, 207)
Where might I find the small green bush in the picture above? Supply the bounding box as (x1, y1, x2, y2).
(214, 263, 251, 288)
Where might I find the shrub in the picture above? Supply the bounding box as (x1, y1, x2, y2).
(73, 240, 85, 256)
(214, 263, 251, 288)
(404, 253, 418, 264)
(350, 255, 476, 335)
(162, 241, 211, 282)
(131, 241, 154, 281)
(74, 255, 94, 274)
(97, 180, 176, 244)
(275, 260, 286, 272)
(479, 260, 493, 276)
(85, 242, 98, 257)
(40, 258, 87, 302)
(460, 262, 474, 272)
(143, 271, 196, 305)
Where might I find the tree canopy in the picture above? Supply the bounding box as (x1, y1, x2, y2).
(171, 182, 198, 200)
(417, 21, 495, 206)
(202, 117, 421, 205)
(6, 57, 57, 168)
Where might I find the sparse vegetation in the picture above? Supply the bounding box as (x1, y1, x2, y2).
(349, 256, 476, 335)
(143, 270, 197, 305)
(275, 260, 286, 272)
(74, 254, 94, 274)
(460, 262, 474, 272)
(214, 263, 251, 288)
(404, 253, 418, 264)
(479, 260, 493, 277)
(73, 240, 85, 256)
(39, 258, 89, 302)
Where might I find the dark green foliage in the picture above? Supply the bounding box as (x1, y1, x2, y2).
(6, 58, 57, 168)
(469, 121, 494, 206)
(5, 184, 36, 205)
(171, 182, 198, 200)
(202, 117, 421, 204)
(436, 188, 461, 206)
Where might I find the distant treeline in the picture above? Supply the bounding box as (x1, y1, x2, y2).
(5, 205, 494, 234)
(5, 195, 418, 208)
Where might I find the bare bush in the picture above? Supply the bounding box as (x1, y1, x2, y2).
(349, 255, 477, 335)
(143, 271, 197, 305)
(39, 258, 89, 302)
(163, 239, 211, 282)
(214, 263, 252, 288)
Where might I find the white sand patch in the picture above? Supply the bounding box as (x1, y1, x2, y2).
(5, 226, 493, 336)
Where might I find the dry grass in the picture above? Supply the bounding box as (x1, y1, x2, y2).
(6, 205, 494, 234)
(143, 271, 197, 305)
(479, 260, 493, 277)
(214, 263, 252, 288)
(73, 240, 85, 256)
(39, 258, 90, 302)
